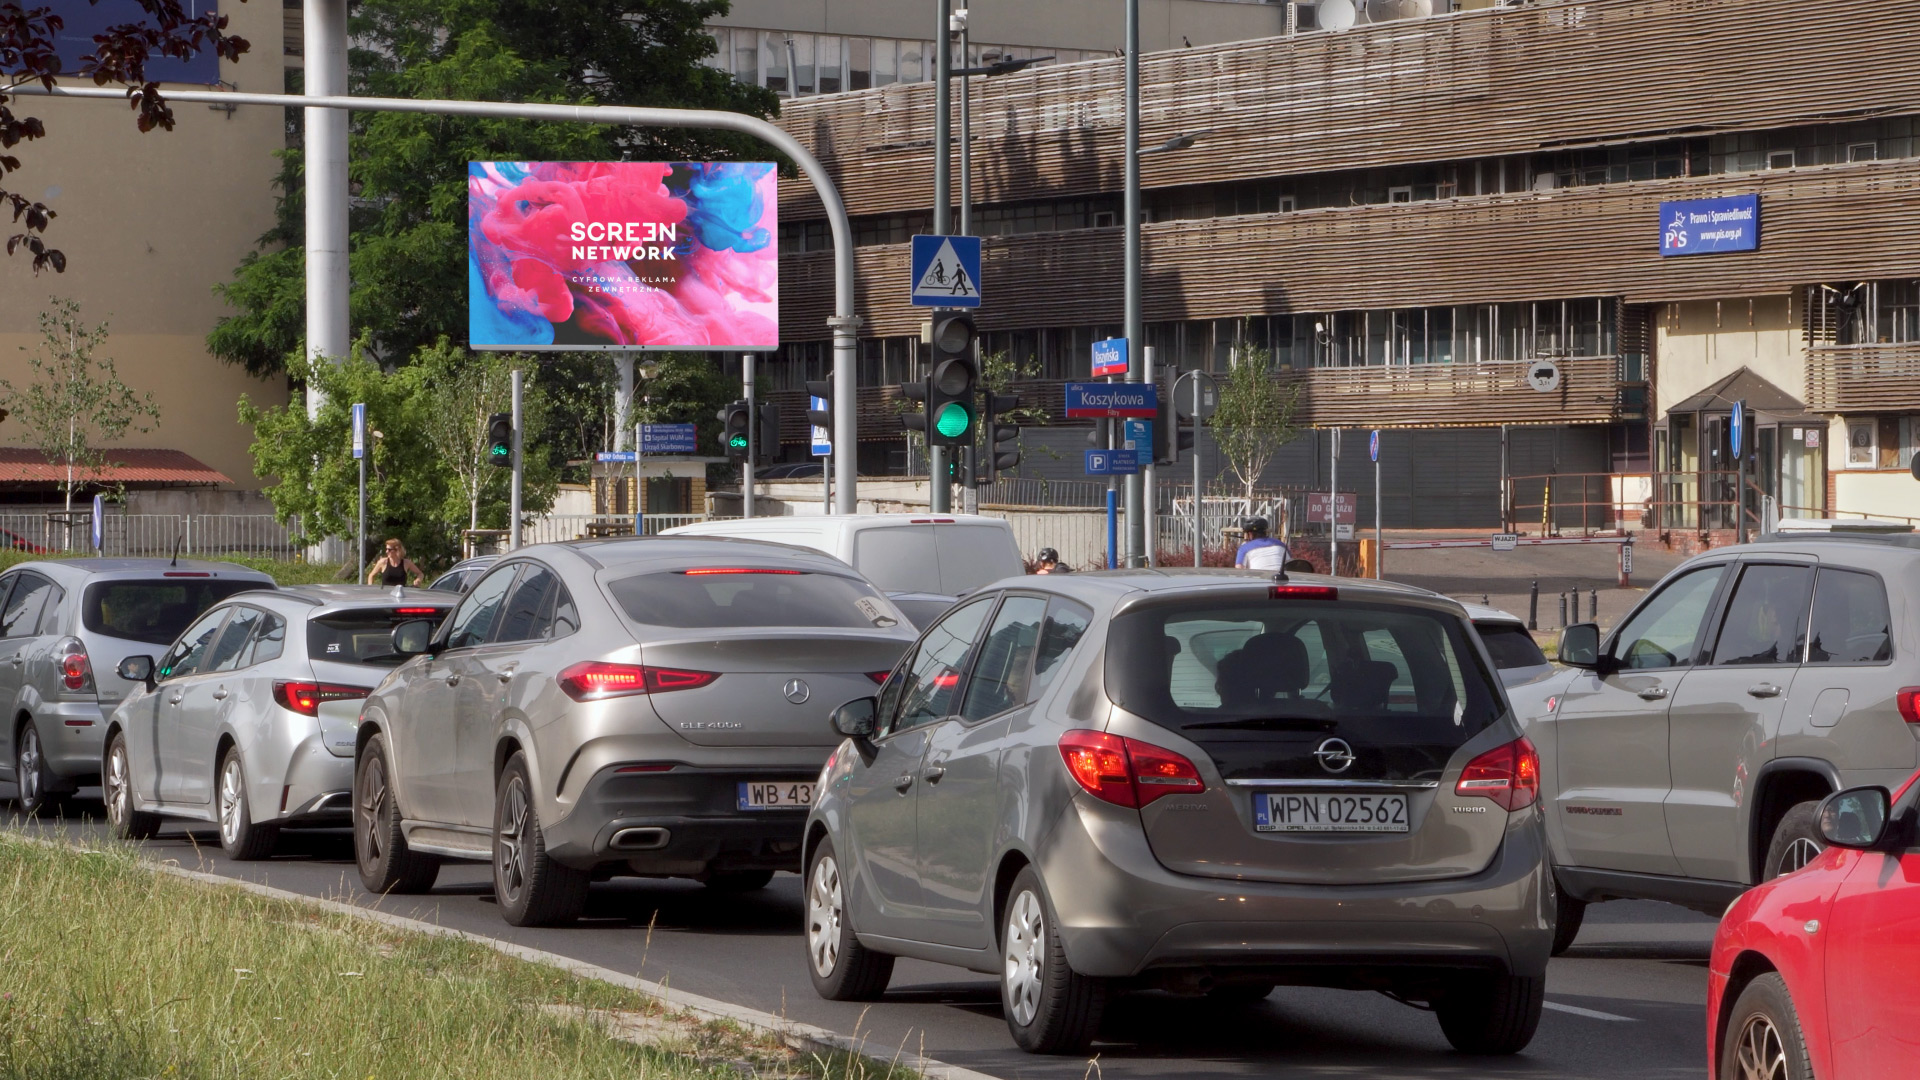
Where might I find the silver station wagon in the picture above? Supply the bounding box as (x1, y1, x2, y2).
(804, 569, 1552, 1055)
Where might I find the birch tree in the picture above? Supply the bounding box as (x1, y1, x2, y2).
(1211, 340, 1302, 502)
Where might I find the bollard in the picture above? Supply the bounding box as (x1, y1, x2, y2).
(1528, 580, 1539, 630)
(1589, 589, 1598, 621)
(1558, 591, 1568, 629)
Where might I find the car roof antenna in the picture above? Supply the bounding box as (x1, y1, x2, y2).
(170, 530, 183, 567)
(1272, 567, 1288, 585)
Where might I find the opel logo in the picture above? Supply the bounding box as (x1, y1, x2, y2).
(782, 678, 811, 705)
(1314, 737, 1356, 774)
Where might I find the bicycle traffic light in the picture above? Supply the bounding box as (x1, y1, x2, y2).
(984, 391, 1021, 480)
(1152, 368, 1195, 466)
(925, 312, 977, 448)
(756, 402, 780, 467)
(805, 378, 833, 432)
(720, 400, 751, 462)
(486, 412, 513, 468)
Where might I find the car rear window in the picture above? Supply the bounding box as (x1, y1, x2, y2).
(1107, 596, 1506, 779)
(309, 608, 449, 666)
(83, 579, 266, 645)
(608, 569, 898, 630)
(1476, 622, 1548, 670)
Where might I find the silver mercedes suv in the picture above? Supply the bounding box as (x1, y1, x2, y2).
(805, 569, 1552, 1055)
(352, 537, 917, 926)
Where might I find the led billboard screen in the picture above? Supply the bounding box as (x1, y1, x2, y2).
(468, 161, 778, 350)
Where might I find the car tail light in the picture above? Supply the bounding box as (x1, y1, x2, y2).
(1897, 688, 1920, 725)
(393, 607, 442, 615)
(1058, 729, 1205, 809)
(60, 649, 91, 691)
(273, 681, 371, 717)
(866, 671, 892, 685)
(680, 568, 802, 576)
(557, 662, 719, 701)
(162, 571, 212, 577)
(1270, 585, 1338, 600)
(1455, 736, 1540, 812)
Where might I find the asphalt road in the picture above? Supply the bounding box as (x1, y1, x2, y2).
(6, 791, 1716, 1080)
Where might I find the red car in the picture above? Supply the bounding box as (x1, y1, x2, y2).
(1708, 771, 1920, 1079)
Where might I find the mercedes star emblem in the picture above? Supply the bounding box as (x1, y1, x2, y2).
(1314, 737, 1357, 773)
(782, 678, 811, 705)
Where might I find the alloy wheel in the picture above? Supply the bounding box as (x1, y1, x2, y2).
(807, 855, 844, 976)
(17, 726, 39, 806)
(1779, 837, 1822, 875)
(496, 776, 530, 904)
(358, 757, 386, 865)
(219, 757, 245, 846)
(1733, 1013, 1789, 1080)
(106, 742, 131, 827)
(1004, 889, 1046, 1027)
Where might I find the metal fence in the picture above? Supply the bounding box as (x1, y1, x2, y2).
(0, 513, 302, 559)
(464, 514, 718, 556)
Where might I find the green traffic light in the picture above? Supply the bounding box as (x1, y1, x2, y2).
(728, 434, 749, 448)
(934, 402, 972, 439)
(489, 445, 510, 459)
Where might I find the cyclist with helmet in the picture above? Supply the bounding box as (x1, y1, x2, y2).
(1234, 516, 1291, 572)
(1033, 547, 1071, 574)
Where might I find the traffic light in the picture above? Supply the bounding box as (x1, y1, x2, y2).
(486, 412, 513, 468)
(899, 378, 931, 440)
(984, 391, 1021, 480)
(925, 312, 977, 448)
(756, 402, 780, 467)
(805, 378, 832, 432)
(720, 400, 751, 462)
(1152, 368, 1195, 466)
(947, 455, 971, 486)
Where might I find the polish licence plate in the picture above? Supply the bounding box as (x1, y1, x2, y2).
(1254, 792, 1408, 833)
(737, 781, 815, 810)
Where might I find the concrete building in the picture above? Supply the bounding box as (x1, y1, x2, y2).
(0, 0, 290, 504)
(755, 0, 1920, 542)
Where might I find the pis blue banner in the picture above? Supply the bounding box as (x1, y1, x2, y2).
(1660, 194, 1759, 256)
(1064, 382, 1158, 418)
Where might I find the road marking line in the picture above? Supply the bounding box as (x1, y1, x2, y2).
(7, 835, 1002, 1080)
(1544, 1001, 1637, 1022)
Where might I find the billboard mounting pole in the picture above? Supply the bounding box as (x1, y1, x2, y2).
(18, 84, 867, 515)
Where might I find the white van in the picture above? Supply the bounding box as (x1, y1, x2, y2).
(661, 514, 1026, 628)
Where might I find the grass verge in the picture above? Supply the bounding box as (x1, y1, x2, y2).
(0, 837, 913, 1080)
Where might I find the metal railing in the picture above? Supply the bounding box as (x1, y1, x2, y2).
(464, 514, 718, 557)
(0, 513, 303, 559)
(981, 477, 1113, 508)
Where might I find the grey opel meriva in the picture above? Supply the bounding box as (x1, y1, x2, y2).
(805, 569, 1552, 1054)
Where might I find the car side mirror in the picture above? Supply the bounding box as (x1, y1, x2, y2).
(831, 697, 878, 739)
(116, 654, 155, 689)
(1817, 786, 1891, 850)
(1559, 623, 1603, 670)
(391, 620, 436, 657)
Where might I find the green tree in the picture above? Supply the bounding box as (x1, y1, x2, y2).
(1212, 341, 1302, 501)
(416, 342, 557, 531)
(3, 299, 161, 517)
(207, 0, 776, 376)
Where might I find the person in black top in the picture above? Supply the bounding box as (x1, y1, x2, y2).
(366, 538, 425, 587)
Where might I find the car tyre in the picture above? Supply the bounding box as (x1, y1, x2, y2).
(1551, 884, 1587, 956)
(103, 730, 161, 841)
(1434, 971, 1544, 1054)
(1001, 866, 1106, 1054)
(217, 747, 279, 861)
(1762, 801, 1825, 880)
(1718, 973, 1813, 1080)
(705, 869, 776, 892)
(493, 752, 589, 927)
(805, 838, 894, 1001)
(14, 719, 65, 816)
(354, 734, 439, 894)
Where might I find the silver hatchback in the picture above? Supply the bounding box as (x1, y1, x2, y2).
(352, 538, 918, 926)
(805, 570, 1552, 1054)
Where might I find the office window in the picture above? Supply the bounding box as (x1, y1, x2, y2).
(733, 30, 757, 84)
(848, 37, 871, 90)
(899, 40, 923, 82)
(1874, 280, 1920, 343)
(818, 35, 842, 93)
(873, 38, 897, 85)
(791, 34, 815, 95)
(702, 28, 727, 70)
(1848, 141, 1878, 162)
(761, 32, 788, 93)
(1768, 150, 1796, 169)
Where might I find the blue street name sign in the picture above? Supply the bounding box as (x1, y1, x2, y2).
(1660, 194, 1760, 256)
(810, 397, 832, 456)
(1091, 338, 1130, 378)
(640, 423, 698, 454)
(595, 451, 638, 463)
(1064, 382, 1158, 418)
(1085, 449, 1140, 476)
(909, 234, 983, 308)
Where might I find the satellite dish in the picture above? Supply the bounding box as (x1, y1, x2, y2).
(1320, 0, 1359, 31)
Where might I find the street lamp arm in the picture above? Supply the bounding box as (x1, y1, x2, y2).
(15, 82, 863, 515)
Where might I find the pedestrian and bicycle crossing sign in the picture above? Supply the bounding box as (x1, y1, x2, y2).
(910, 234, 982, 308)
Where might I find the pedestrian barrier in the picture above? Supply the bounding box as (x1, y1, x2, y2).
(0, 513, 303, 559)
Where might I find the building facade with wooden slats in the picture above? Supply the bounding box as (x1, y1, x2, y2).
(750, 0, 1920, 530)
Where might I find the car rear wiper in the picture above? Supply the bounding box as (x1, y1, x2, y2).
(1180, 716, 1336, 733)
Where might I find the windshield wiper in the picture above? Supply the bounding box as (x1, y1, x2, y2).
(1180, 716, 1336, 733)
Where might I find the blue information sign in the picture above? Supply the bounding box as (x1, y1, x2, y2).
(1085, 449, 1140, 476)
(1369, 430, 1380, 463)
(1091, 338, 1130, 378)
(91, 494, 103, 551)
(1730, 400, 1744, 458)
(1124, 418, 1151, 451)
(595, 451, 638, 463)
(810, 397, 832, 456)
(1064, 382, 1158, 418)
(1660, 194, 1760, 256)
(909, 235, 983, 308)
(640, 423, 698, 454)
(351, 402, 366, 460)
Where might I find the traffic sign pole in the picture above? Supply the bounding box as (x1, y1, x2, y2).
(510, 370, 524, 552)
(1372, 429, 1381, 579)
(1329, 428, 1340, 577)
(1143, 346, 1156, 567)
(1193, 371, 1202, 568)
(743, 354, 755, 519)
(634, 422, 644, 536)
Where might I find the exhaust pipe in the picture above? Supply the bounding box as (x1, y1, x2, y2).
(611, 827, 670, 851)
